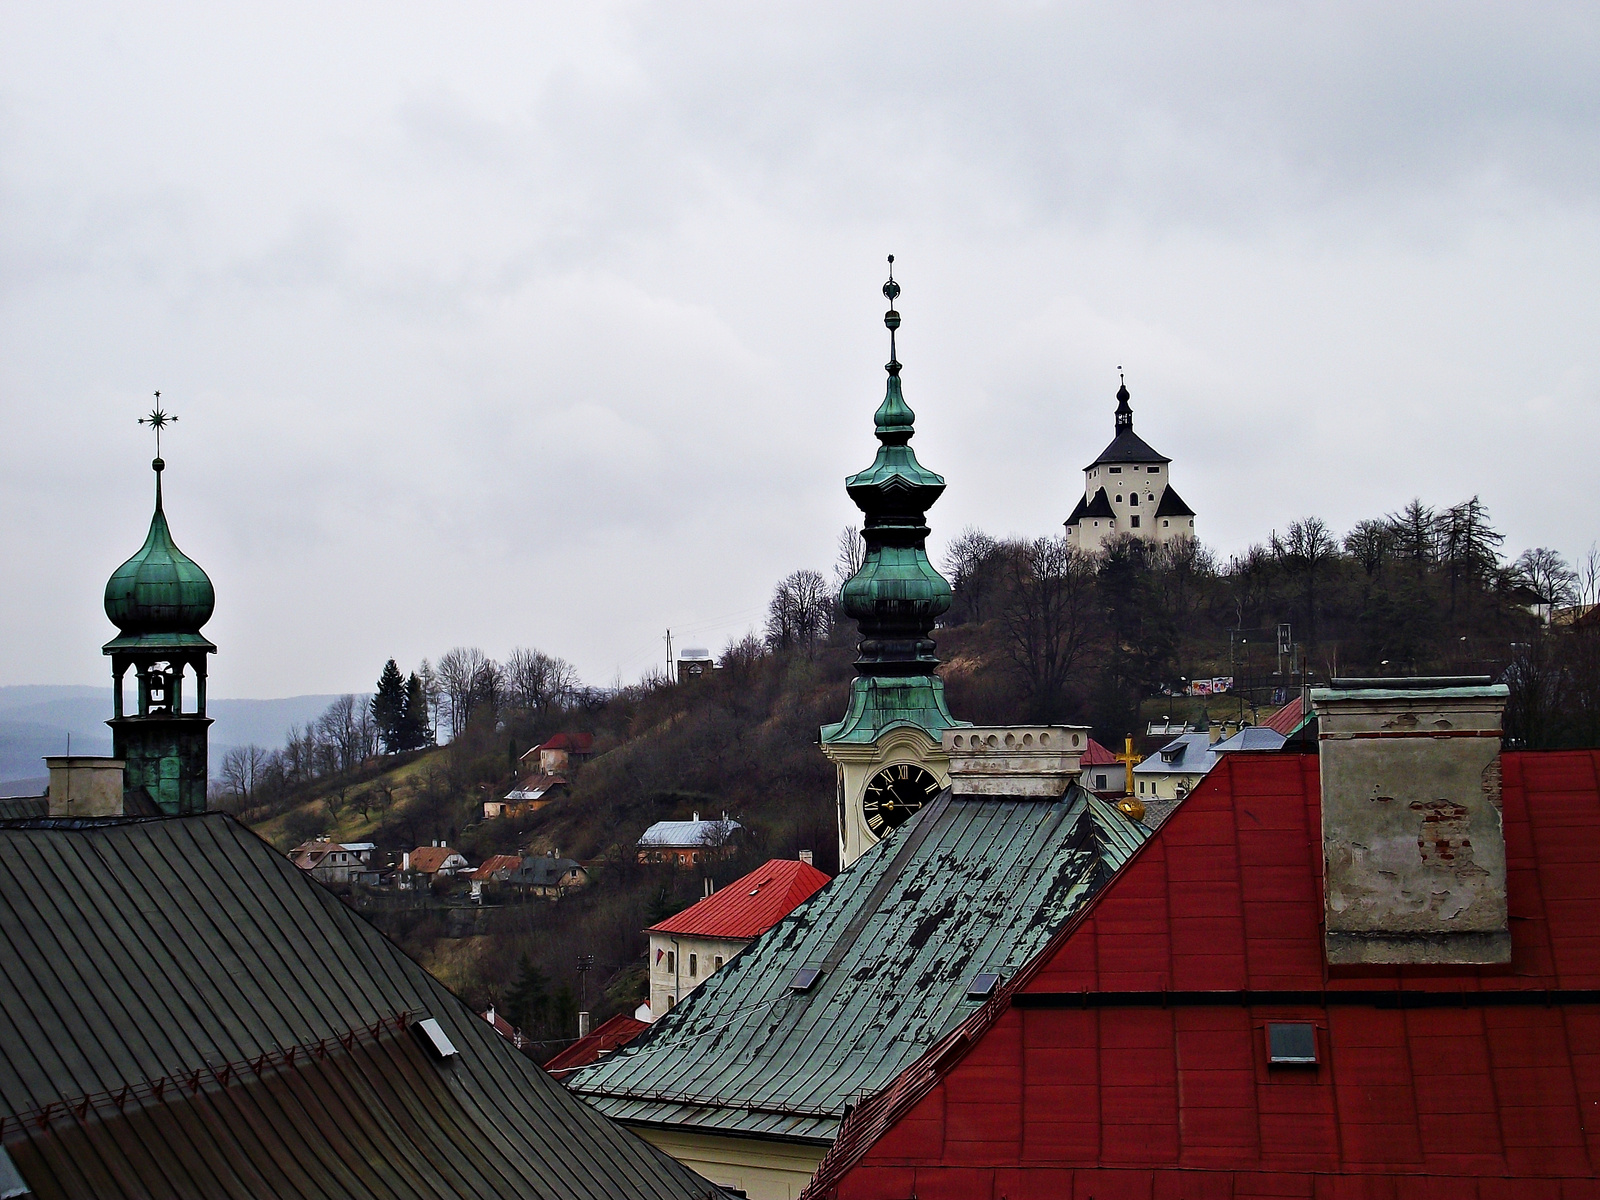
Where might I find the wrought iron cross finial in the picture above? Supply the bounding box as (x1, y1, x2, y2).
(138, 392, 178, 460)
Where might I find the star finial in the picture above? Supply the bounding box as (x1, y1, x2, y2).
(138, 392, 178, 464)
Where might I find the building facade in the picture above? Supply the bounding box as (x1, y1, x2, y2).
(1065, 376, 1195, 554)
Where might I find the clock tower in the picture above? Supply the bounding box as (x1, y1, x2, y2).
(822, 259, 967, 867)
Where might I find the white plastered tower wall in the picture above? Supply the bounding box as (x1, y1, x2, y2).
(822, 726, 950, 869)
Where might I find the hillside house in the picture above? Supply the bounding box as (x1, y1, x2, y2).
(518, 732, 594, 777)
(1078, 737, 1125, 797)
(509, 853, 589, 899)
(646, 857, 831, 1020)
(636, 813, 741, 865)
(1130, 731, 1217, 826)
(400, 843, 469, 886)
(288, 839, 374, 885)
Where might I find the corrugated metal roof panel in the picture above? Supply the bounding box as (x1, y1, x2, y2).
(572, 785, 1145, 1139)
(0, 814, 717, 1200)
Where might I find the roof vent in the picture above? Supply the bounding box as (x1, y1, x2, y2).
(789, 967, 823, 992)
(412, 1017, 459, 1060)
(965, 971, 1001, 999)
(1266, 1022, 1318, 1066)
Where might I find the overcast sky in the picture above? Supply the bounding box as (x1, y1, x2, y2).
(3, 3, 1598, 698)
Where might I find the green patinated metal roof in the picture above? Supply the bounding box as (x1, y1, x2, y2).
(819, 676, 963, 746)
(103, 461, 215, 653)
(569, 784, 1147, 1143)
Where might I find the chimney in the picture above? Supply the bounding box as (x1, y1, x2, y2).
(577, 1011, 591, 1039)
(44, 757, 126, 818)
(799, 850, 814, 866)
(1312, 677, 1511, 966)
(941, 726, 1089, 798)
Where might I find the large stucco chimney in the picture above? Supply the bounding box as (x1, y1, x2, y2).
(44, 756, 126, 818)
(1311, 677, 1510, 966)
(941, 726, 1088, 797)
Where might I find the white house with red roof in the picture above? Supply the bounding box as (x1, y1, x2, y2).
(646, 856, 830, 1020)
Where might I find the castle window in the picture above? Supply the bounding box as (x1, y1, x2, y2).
(1129, 493, 1139, 505)
(1115, 495, 1122, 503)
(1163, 520, 1170, 528)
(1147, 493, 1154, 501)
(666, 951, 675, 973)
(1109, 467, 1121, 474)
(1148, 466, 1159, 473)
(1189, 519, 1194, 526)
(1131, 515, 1141, 528)
(714, 956, 724, 969)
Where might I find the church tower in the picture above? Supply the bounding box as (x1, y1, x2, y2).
(1064, 374, 1195, 554)
(822, 260, 968, 867)
(103, 403, 216, 815)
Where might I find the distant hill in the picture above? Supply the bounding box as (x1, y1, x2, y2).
(0, 686, 345, 792)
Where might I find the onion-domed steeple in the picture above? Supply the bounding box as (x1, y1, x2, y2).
(104, 457, 216, 646)
(822, 259, 968, 866)
(103, 398, 216, 817)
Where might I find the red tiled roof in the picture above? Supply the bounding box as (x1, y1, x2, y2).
(544, 1015, 648, 1075)
(1080, 737, 1119, 767)
(809, 750, 1600, 1198)
(1260, 692, 1306, 736)
(648, 858, 831, 940)
(471, 854, 521, 882)
(537, 733, 594, 754)
(405, 845, 460, 874)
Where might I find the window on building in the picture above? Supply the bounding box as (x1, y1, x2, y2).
(1189, 519, 1194, 527)
(1163, 520, 1170, 528)
(1131, 515, 1141, 528)
(1109, 466, 1122, 474)
(1129, 493, 1139, 505)
(1146, 493, 1154, 501)
(666, 951, 675, 973)
(666, 995, 674, 1011)
(1096, 774, 1107, 788)
(1115, 494, 1123, 503)
(1148, 466, 1159, 473)
(714, 956, 724, 969)
(689, 954, 698, 978)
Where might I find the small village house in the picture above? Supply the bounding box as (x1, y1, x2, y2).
(400, 842, 469, 887)
(509, 852, 589, 899)
(646, 856, 830, 1019)
(288, 839, 375, 885)
(487, 733, 595, 819)
(636, 813, 741, 866)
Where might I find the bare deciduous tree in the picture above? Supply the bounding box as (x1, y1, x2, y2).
(944, 526, 1003, 625)
(999, 536, 1096, 720)
(1513, 547, 1579, 607)
(506, 647, 579, 714)
(438, 647, 488, 739)
(833, 526, 865, 589)
(765, 570, 832, 656)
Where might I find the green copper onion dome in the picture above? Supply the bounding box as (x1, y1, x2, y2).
(104, 458, 215, 639)
(836, 258, 953, 672)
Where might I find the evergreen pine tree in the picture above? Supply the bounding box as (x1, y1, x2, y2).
(371, 658, 407, 754)
(399, 672, 430, 751)
(503, 955, 550, 1036)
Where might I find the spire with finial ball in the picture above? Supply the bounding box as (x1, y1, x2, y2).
(883, 255, 902, 377)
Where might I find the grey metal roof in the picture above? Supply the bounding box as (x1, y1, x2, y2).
(637, 818, 740, 848)
(1132, 732, 1218, 775)
(571, 786, 1146, 1143)
(1153, 484, 1194, 518)
(1211, 726, 1287, 752)
(0, 814, 719, 1200)
(0, 797, 45, 821)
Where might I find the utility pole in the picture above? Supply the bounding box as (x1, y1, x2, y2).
(664, 629, 673, 680)
(576, 953, 594, 1040)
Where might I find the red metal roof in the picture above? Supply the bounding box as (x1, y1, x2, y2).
(537, 732, 594, 754)
(471, 853, 521, 881)
(1080, 737, 1119, 767)
(647, 858, 831, 940)
(808, 750, 1600, 1198)
(1260, 693, 1306, 736)
(544, 1014, 648, 1075)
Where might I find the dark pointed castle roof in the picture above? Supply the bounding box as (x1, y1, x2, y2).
(1085, 379, 1170, 469)
(1153, 484, 1195, 518)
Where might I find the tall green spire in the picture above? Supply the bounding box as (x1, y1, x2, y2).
(822, 258, 963, 746)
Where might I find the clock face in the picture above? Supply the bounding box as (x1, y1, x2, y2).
(863, 763, 942, 838)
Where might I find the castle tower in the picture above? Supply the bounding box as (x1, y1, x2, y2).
(1064, 374, 1195, 554)
(103, 404, 216, 815)
(821, 259, 968, 867)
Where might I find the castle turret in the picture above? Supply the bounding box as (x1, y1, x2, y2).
(1065, 373, 1195, 553)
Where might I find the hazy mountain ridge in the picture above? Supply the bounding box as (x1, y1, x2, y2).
(0, 687, 345, 791)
